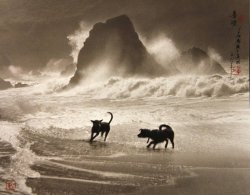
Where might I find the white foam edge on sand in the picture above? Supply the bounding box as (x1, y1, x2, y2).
(45, 161, 137, 178)
(0, 121, 41, 194)
(40, 175, 127, 185)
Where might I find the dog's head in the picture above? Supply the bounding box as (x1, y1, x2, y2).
(91, 119, 103, 130)
(137, 129, 151, 138)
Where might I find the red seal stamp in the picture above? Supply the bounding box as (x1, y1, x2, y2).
(5, 179, 16, 191)
(232, 65, 241, 75)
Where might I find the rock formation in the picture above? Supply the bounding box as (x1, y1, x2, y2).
(68, 15, 174, 87)
(172, 47, 226, 75)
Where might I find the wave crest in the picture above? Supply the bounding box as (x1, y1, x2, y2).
(75, 75, 249, 99)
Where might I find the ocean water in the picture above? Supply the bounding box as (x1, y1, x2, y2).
(0, 75, 249, 194)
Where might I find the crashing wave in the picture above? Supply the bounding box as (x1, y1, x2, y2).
(68, 75, 249, 99)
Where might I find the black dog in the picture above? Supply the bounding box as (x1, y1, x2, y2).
(137, 124, 174, 149)
(90, 112, 113, 142)
(145, 124, 172, 143)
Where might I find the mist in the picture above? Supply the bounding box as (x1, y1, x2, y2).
(142, 34, 180, 66)
(67, 21, 91, 64)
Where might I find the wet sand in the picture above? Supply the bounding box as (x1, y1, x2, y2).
(25, 152, 250, 195)
(25, 135, 250, 195)
(134, 168, 250, 195)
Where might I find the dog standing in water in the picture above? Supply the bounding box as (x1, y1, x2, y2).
(137, 124, 174, 149)
(90, 112, 113, 142)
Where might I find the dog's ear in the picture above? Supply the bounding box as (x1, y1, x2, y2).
(90, 120, 94, 123)
(139, 129, 142, 131)
(99, 119, 103, 122)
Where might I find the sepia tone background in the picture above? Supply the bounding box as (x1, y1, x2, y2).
(0, 0, 248, 70)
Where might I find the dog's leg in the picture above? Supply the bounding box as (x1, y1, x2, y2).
(147, 141, 154, 148)
(104, 130, 110, 142)
(147, 138, 150, 143)
(90, 132, 95, 142)
(91, 132, 99, 142)
(170, 138, 174, 149)
(153, 142, 157, 150)
(165, 139, 168, 148)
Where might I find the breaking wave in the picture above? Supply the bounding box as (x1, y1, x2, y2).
(19, 72, 249, 99)
(64, 74, 249, 99)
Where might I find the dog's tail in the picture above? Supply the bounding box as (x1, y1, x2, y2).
(159, 124, 172, 131)
(160, 124, 174, 143)
(107, 112, 113, 124)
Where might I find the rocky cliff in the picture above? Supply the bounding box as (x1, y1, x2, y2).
(68, 15, 173, 87)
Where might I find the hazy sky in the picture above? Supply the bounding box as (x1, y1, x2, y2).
(0, 0, 248, 70)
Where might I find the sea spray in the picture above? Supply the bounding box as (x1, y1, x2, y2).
(67, 21, 90, 64)
(57, 75, 249, 99)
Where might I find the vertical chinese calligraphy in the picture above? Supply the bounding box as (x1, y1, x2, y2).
(230, 10, 245, 76)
